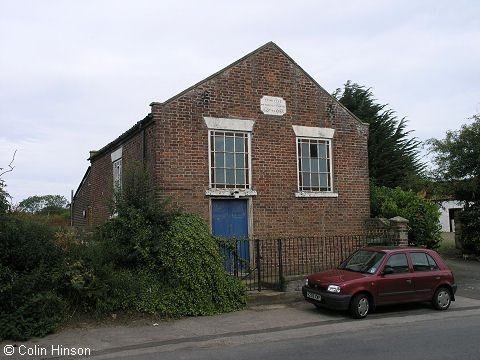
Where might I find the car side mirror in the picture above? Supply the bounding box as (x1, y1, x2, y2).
(382, 266, 394, 276)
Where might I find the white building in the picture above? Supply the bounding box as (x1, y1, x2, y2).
(438, 200, 464, 232)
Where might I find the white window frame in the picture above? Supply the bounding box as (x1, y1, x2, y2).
(293, 125, 338, 198)
(113, 158, 122, 191)
(208, 130, 252, 190)
(204, 117, 257, 197)
(110, 147, 123, 218)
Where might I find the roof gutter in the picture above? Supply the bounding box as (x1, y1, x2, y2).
(88, 114, 153, 162)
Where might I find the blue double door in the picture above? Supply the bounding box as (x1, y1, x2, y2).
(212, 200, 250, 269)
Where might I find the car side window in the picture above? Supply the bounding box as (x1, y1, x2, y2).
(384, 253, 410, 274)
(410, 252, 430, 272)
(426, 254, 439, 271)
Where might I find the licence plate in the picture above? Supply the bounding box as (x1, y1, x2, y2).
(306, 291, 322, 301)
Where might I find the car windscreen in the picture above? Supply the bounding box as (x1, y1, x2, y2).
(338, 250, 386, 274)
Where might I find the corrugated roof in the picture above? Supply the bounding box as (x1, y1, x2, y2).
(89, 114, 153, 161)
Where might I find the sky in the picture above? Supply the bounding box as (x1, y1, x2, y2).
(1, 0, 479, 204)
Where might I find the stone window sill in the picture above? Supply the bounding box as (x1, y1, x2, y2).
(295, 191, 339, 198)
(206, 188, 257, 197)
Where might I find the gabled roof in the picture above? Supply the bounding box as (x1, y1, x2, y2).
(88, 114, 153, 162)
(149, 41, 365, 126)
(89, 42, 365, 163)
(73, 166, 91, 200)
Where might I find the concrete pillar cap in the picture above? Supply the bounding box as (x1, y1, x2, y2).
(389, 216, 409, 223)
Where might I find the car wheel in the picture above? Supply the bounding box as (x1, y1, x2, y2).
(350, 293, 370, 319)
(433, 287, 451, 310)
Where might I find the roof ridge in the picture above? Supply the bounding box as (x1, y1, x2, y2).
(150, 41, 278, 107)
(149, 41, 366, 126)
(89, 42, 367, 162)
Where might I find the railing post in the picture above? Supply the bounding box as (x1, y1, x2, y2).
(255, 238, 261, 292)
(278, 238, 284, 291)
(233, 238, 238, 277)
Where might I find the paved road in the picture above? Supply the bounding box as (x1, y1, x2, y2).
(94, 303, 480, 360)
(445, 258, 480, 300)
(116, 312, 480, 360)
(67, 296, 479, 360)
(4, 298, 480, 359)
(101, 257, 480, 360)
(2, 255, 479, 360)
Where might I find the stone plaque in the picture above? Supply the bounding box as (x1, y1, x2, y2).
(260, 96, 286, 116)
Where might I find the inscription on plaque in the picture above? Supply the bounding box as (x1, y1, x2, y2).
(260, 96, 286, 116)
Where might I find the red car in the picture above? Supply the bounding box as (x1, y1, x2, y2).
(303, 247, 457, 318)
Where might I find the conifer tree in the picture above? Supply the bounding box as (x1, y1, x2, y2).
(334, 81, 423, 189)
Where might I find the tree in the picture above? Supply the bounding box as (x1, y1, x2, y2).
(333, 81, 424, 189)
(427, 114, 480, 255)
(0, 150, 16, 178)
(0, 151, 16, 215)
(426, 114, 480, 202)
(18, 195, 69, 216)
(370, 185, 442, 249)
(0, 180, 9, 216)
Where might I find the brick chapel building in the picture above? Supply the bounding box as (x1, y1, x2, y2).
(72, 42, 370, 239)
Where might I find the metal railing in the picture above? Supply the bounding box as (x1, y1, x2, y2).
(219, 231, 397, 291)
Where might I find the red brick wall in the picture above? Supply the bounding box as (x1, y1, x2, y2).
(75, 44, 369, 235)
(74, 122, 155, 226)
(151, 43, 370, 237)
(71, 169, 91, 226)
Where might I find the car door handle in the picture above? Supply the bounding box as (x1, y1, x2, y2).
(406, 279, 412, 283)
(435, 276, 440, 280)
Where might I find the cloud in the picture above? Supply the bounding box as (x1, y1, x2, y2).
(1, 0, 479, 202)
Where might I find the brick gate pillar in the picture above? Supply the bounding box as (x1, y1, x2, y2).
(389, 216, 409, 247)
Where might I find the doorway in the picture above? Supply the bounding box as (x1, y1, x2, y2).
(211, 199, 250, 268)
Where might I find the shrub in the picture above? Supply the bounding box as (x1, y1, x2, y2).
(0, 165, 246, 340)
(59, 257, 141, 315)
(94, 163, 177, 269)
(0, 292, 66, 341)
(0, 216, 59, 272)
(0, 215, 66, 340)
(371, 185, 442, 249)
(459, 204, 480, 255)
(55, 164, 171, 315)
(133, 213, 246, 316)
(71, 164, 245, 317)
(91, 212, 246, 317)
(53, 227, 141, 315)
(0, 180, 9, 216)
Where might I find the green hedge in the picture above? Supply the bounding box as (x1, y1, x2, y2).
(459, 204, 480, 255)
(371, 185, 442, 249)
(133, 213, 246, 316)
(0, 166, 246, 341)
(0, 216, 66, 340)
(81, 213, 246, 317)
